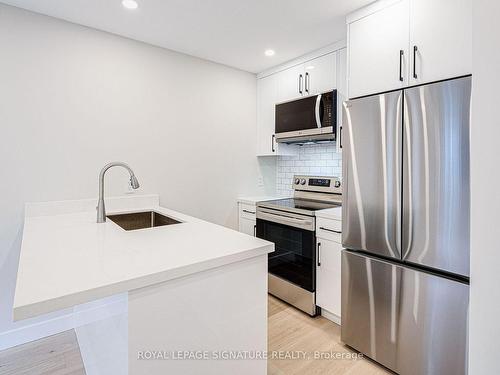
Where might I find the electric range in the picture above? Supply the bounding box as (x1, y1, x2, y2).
(256, 175, 342, 315)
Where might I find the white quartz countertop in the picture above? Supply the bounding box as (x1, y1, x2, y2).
(237, 196, 284, 205)
(14, 194, 274, 321)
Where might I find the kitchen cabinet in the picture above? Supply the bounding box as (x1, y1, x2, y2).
(304, 52, 337, 96)
(348, 0, 409, 98)
(239, 217, 256, 237)
(347, 0, 471, 98)
(409, 0, 471, 85)
(335, 48, 347, 153)
(238, 202, 256, 236)
(315, 216, 342, 323)
(276, 64, 305, 103)
(276, 52, 337, 103)
(256, 74, 296, 156)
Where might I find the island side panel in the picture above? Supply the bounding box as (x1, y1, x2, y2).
(128, 254, 268, 375)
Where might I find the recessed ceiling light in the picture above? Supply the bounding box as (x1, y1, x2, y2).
(122, 0, 138, 10)
(264, 49, 275, 57)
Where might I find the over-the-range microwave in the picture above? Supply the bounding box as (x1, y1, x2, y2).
(275, 90, 337, 144)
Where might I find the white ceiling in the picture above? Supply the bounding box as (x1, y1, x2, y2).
(1, 0, 373, 73)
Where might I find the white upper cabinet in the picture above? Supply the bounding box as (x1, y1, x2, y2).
(409, 0, 472, 85)
(256, 74, 296, 156)
(276, 51, 337, 103)
(276, 64, 305, 103)
(336, 48, 347, 100)
(347, 0, 472, 98)
(336, 48, 347, 153)
(256, 74, 278, 156)
(304, 52, 337, 96)
(348, 0, 410, 98)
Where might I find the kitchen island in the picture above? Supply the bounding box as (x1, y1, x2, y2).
(13, 194, 273, 375)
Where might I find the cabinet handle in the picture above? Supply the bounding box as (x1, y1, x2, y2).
(254, 224, 257, 237)
(413, 45, 418, 79)
(317, 242, 321, 267)
(399, 50, 404, 82)
(271, 134, 275, 153)
(298, 74, 303, 94)
(339, 126, 343, 149)
(305, 72, 310, 93)
(242, 209, 256, 214)
(319, 226, 341, 234)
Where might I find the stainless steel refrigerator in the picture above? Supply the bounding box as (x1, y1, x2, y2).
(341, 76, 471, 375)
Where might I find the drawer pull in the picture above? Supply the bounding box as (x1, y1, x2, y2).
(242, 209, 256, 215)
(319, 226, 341, 234)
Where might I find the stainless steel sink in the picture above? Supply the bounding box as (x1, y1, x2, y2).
(107, 211, 181, 231)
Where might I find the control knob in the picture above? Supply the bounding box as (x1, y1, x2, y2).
(294, 178, 300, 185)
(334, 180, 341, 188)
(300, 179, 306, 185)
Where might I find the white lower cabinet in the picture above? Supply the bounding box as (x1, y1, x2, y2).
(238, 203, 257, 237)
(316, 217, 342, 323)
(239, 216, 256, 237)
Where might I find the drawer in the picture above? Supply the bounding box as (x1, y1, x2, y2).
(316, 217, 342, 243)
(239, 203, 256, 220)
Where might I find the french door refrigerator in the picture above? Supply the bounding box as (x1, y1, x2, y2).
(341, 76, 471, 375)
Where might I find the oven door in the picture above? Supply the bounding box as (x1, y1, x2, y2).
(256, 209, 316, 292)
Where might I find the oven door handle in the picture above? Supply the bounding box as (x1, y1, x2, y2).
(256, 210, 314, 231)
(315, 94, 322, 128)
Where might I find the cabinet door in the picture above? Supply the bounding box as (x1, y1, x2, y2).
(239, 217, 256, 237)
(348, 0, 409, 98)
(304, 52, 337, 95)
(336, 48, 347, 153)
(276, 64, 305, 103)
(256, 75, 298, 156)
(256, 75, 277, 156)
(316, 239, 342, 318)
(409, 0, 471, 85)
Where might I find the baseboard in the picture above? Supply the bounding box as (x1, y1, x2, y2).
(321, 308, 341, 325)
(0, 309, 76, 351)
(0, 294, 127, 351)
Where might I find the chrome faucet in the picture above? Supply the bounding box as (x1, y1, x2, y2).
(96, 162, 140, 223)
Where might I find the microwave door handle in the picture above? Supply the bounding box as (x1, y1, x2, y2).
(315, 94, 322, 128)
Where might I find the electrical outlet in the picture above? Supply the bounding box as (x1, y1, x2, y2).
(257, 175, 264, 187)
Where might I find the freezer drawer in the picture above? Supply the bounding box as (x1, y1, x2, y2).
(341, 251, 468, 375)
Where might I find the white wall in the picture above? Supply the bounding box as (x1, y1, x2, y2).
(469, 1, 500, 373)
(0, 4, 275, 348)
(276, 143, 342, 196)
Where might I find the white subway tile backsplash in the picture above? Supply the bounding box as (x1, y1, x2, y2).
(276, 143, 342, 196)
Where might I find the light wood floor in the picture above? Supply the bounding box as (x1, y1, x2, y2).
(0, 296, 392, 375)
(0, 330, 85, 375)
(268, 295, 392, 375)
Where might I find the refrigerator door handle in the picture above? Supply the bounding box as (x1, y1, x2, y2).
(402, 92, 413, 260)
